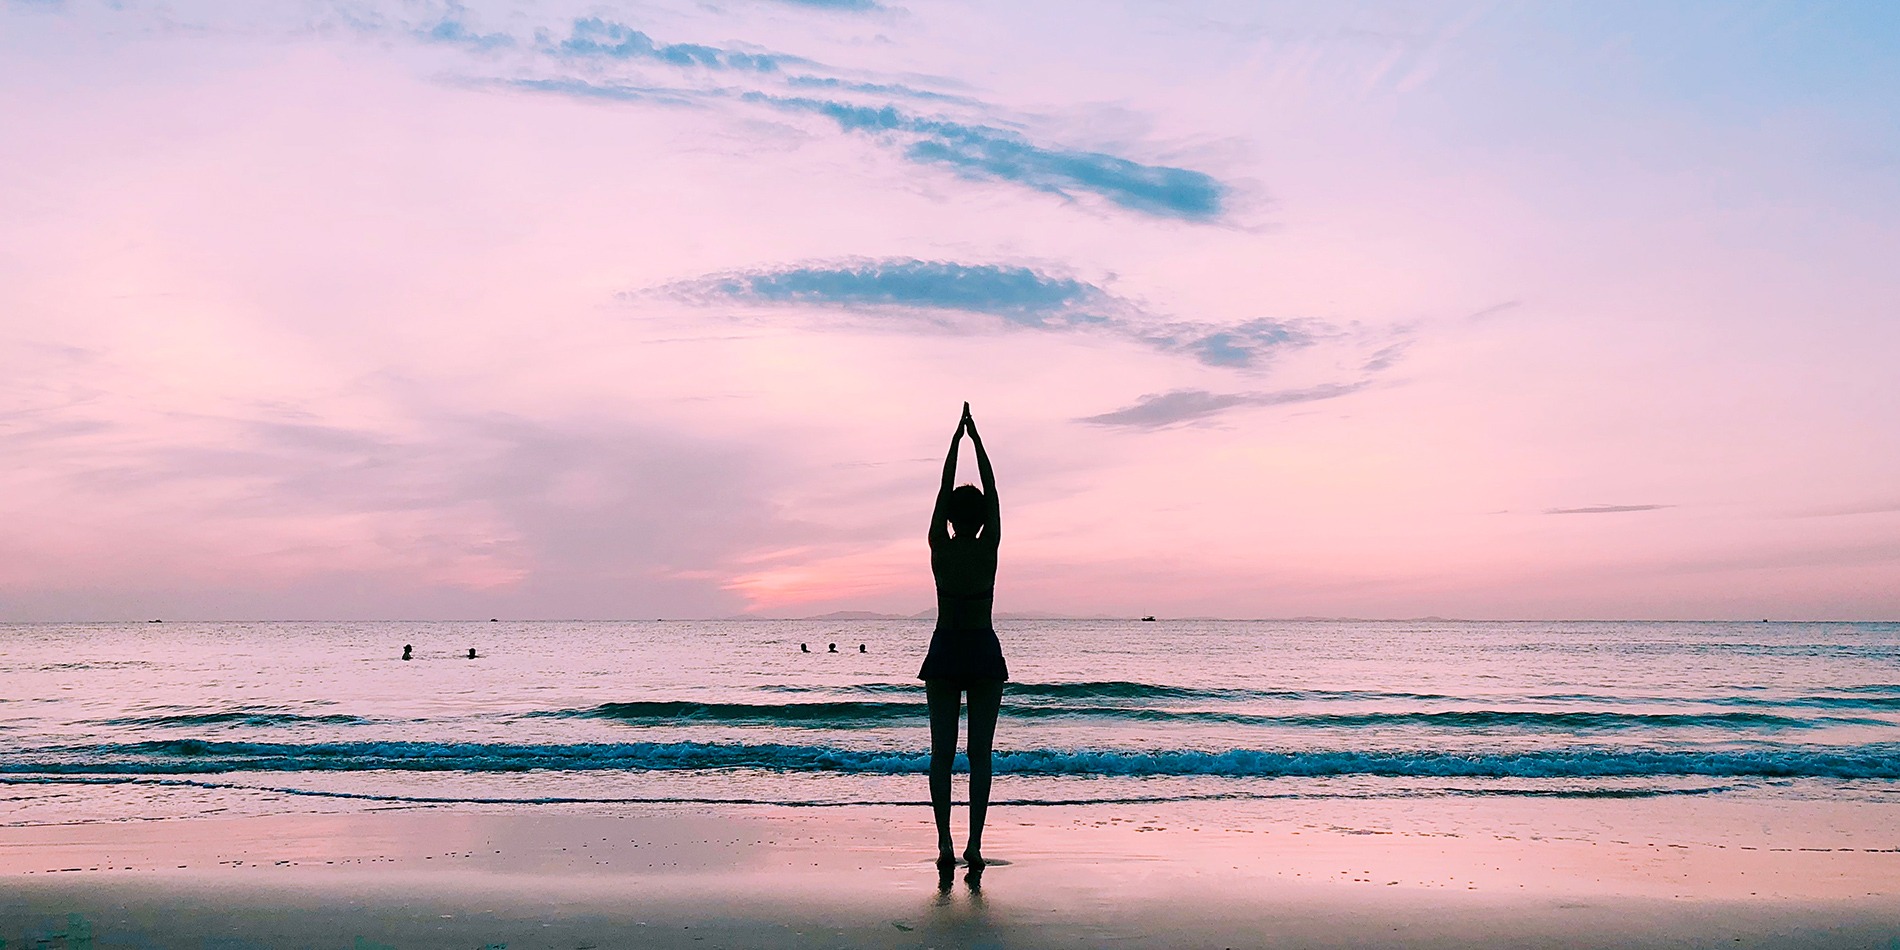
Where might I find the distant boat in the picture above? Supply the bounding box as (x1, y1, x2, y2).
(1140, 616, 1157, 622)
(147, 619, 163, 623)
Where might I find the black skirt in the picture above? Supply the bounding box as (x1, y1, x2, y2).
(918, 627, 1009, 683)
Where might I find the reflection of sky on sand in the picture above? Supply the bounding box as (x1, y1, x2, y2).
(1007, 797, 1900, 903)
(924, 863, 1002, 949)
(7, 797, 1888, 901)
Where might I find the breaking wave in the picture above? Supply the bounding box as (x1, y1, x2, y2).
(8, 740, 1899, 780)
(544, 701, 1877, 731)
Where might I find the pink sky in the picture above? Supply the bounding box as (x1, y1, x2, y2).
(2, 1, 1896, 620)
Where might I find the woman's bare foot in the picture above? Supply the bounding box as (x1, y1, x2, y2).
(962, 846, 985, 870)
(937, 846, 957, 871)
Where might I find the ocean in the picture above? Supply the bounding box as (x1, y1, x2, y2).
(4, 620, 1898, 824)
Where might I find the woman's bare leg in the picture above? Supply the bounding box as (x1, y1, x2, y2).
(962, 680, 1003, 867)
(925, 680, 962, 868)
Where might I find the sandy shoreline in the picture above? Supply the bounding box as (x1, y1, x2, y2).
(4, 797, 1899, 948)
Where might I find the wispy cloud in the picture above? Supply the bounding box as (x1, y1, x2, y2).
(782, 75, 975, 105)
(1785, 498, 1900, 518)
(745, 94, 1226, 219)
(1140, 318, 1318, 368)
(665, 259, 1107, 327)
(657, 258, 1332, 368)
(496, 77, 699, 108)
(1360, 340, 1411, 371)
(546, 17, 797, 72)
(454, 12, 1229, 221)
(1466, 300, 1522, 322)
(417, 7, 513, 51)
(1077, 383, 1370, 429)
(373, 10, 1237, 220)
(1544, 504, 1674, 515)
(767, 0, 885, 10)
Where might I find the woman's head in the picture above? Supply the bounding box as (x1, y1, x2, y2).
(946, 484, 987, 537)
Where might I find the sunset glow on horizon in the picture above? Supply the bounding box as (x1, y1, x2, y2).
(3, 0, 1897, 621)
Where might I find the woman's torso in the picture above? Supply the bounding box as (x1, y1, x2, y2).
(931, 537, 997, 632)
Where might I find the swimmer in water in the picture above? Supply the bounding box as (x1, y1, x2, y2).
(402, 644, 412, 661)
(859, 643, 867, 653)
(828, 643, 838, 653)
(800, 643, 811, 653)
(467, 648, 477, 659)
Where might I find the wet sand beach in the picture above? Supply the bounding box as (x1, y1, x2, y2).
(4, 796, 1898, 948)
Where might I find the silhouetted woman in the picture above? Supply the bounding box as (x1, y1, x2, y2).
(921, 402, 1006, 871)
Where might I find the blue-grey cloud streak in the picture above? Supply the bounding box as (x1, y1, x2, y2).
(671, 259, 1103, 326)
(769, 0, 885, 10)
(471, 14, 1231, 220)
(1141, 318, 1316, 368)
(511, 79, 1228, 217)
(782, 75, 976, 105)
(497, 77, 699, 108)
(548, 18, 796, 72)
(745, 94, 1225, 220)
(661, 259, 1322, 365)
(420, 12, 513, 51)
(1544, 505, 1674, 515)
(1078, 383, 1370, 429)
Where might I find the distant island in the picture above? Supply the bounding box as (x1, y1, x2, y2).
(782, 612, 1468, 622)
(800, 610, 925, 621)
(795, 609, 1124, 621)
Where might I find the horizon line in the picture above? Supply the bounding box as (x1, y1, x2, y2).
(2, 616, 1892, 625)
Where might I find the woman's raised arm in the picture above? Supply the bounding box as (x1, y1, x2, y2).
(963, 405, 1000, 544)
(928, 410, 965, 545)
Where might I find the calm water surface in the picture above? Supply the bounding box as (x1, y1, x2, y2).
(3, 620, 1897, 823)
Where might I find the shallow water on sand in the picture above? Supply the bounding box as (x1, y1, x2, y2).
(4, 620, 1897, 821)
